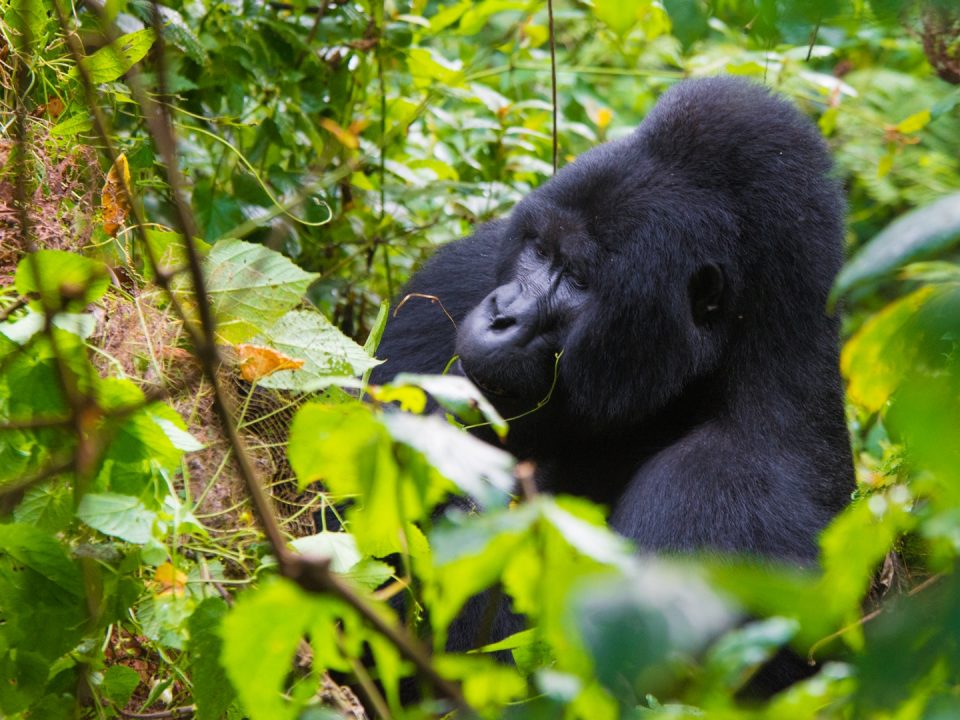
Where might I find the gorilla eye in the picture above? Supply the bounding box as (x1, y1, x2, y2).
(569, 272, 588, 290)
(533, 242, 549, 260)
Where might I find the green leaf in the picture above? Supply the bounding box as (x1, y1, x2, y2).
(391, 373, 509, 438)
(15, 250, 110, 311)
(702, 618, 799, 693)
(573, 563, 733, 703)
(200, 239, 319, 342)
(4, 0, 48, 54)
(49, 113, 94, 137)
(819, 493, 914, 628)
(0, 524, 83, 597)
(253, 309, 381, 390)
(221, 579, 359, 720)
(841, 286, 949, 412)
(13, 480, 73, 532)
(77, 493, 158, 544)
(102, 665, 140, 706)
(70, 29, 156, 84)
(290, 532, 361, 573)
(593, 0, 640, 37)
(831, 192, 960, 304)
(189, 598, 237, 720)
(289, 403, 444, 555)
(381, 412, 514, 508)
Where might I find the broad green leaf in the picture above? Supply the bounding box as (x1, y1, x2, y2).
(15, 250, 110, 311)
(13, 480, 73, 532)
(0, 524, 83, 597)
(572, 562, 733, 703)
(102, 665, 140, 706)
(4, 0, 48, 54)
(189, 598, 237, 720)
(391, 373, 509, 438)
(702, 618, 800, 694)
(221, 579, 362, 720)
(819, 492, 914, 631)
(0, 650, 48, 715)
(252, 310, 381, 390)
(381, 412, 514, 508)
(77, 493, 158, 544)
(894, 109, 931, 134)
(434, 654, 527, 710)
(201, 239, 319, 342)
(288, 403, 444, 555)
(831, 192, 960, 303)
(49, 113, 93, 137)
(70, 29, 156, 84)
(290, 532, 362, 573)
(221, 581, 306, 720)
(408, 48, 463, 88)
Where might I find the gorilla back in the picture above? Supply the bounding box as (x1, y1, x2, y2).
(372, 76, 854, 563)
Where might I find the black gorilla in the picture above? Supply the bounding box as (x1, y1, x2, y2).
(373, 77, 853, 562)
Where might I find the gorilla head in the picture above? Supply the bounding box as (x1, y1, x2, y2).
(453, 77, 843, 443)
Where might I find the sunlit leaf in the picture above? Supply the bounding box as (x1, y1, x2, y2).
(70, 29, 156, 84)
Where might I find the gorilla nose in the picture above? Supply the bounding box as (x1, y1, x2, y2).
(490, 315, 516, 331)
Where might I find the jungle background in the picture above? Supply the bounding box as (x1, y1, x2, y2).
(2, 0, 960, 717)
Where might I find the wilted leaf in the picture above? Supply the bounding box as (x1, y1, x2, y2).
(235, 343, 304, 381)
(153, 561, 188, 597)
(102, 153, 131, 237)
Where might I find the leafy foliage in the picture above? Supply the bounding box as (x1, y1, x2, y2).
(1, 0, 959, 718)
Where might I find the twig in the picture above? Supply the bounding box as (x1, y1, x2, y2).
(807, 573, 944, 662)
(118, 706, 195, 719)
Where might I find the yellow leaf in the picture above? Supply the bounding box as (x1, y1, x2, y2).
(367, 384, 427, 413)
(595, 107, 613, 130)
(895, 109, 931, 134)
(236, 343, 305, 381)
(841, 286, 935, 412)
(319, 118, 360, 150)
(101, 153, 131, 237)
(154, 562, 187, 597)
(877, 149, 894, 178)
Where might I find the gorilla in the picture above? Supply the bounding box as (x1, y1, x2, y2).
(373, 76, 854, 565)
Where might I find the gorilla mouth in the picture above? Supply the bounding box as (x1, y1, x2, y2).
(456, 359, 511, 398)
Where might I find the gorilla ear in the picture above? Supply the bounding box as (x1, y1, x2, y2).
(689, 263, 724, 326)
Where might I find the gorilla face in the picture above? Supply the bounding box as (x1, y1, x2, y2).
(455, 169, 733, 435)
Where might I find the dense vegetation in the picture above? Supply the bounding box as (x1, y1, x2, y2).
(1, 0, 960, 717)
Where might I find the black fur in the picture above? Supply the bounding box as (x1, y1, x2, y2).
(372, 77, 854, 668)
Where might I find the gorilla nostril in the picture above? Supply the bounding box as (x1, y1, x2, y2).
(490, 315, 516, 331)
